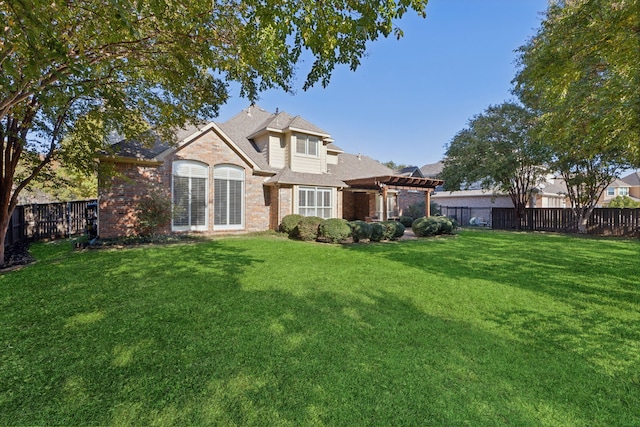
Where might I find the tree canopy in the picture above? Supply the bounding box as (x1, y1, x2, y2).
(0, 0, 428, 264)
(440, 102, 550, 227)
(513, 0, 639, 232)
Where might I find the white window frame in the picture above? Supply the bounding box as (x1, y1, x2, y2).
(172, 160, 208, 232)
(295, 134, 319, 157)
(213, 165, 245, 230)
(619, 187, 629, 196)
(298, 186, 332, 219)
(606, 187, 615, 196)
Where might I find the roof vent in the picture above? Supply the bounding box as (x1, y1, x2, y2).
(357, 153, 361, 160)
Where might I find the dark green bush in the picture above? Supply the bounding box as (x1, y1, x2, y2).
(382, 220, 405, 240)
(370, 222, 385, 242)
(280, 214, 303, 236)
(296, 216, 323, 241)
(318, 218, 352, 243)
(399, 216, 414, 228)
(349, 220, 372, 242)
(411, 216, 457, 237)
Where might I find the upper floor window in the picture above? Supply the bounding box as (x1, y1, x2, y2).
(607, 187, 615, 196)
(619, 187, 629, 196)
(295, 134, 319, 157)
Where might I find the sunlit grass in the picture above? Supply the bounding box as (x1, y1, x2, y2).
(1, 230, 639, 425)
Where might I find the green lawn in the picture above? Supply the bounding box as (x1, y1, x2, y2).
(1, 230, 639, 426)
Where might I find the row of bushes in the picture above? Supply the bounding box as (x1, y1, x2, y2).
(279, 214, 458, 243)
(280, 215, 406, 243)
(411, 216, 458, 236)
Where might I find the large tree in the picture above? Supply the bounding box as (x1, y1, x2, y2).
(0, 0, 428, 265)
(513, 0, 640, 233)
(440, 102, 550, 229)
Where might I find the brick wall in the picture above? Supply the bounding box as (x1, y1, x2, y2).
(98, 161, 164, 238)
(99, 128, 273, 238)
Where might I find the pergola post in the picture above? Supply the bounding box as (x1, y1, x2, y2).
(381, 185, 388, 221)
(425, 189, 431, 217)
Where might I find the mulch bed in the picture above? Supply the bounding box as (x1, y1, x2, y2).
(2, 242, 34, 272)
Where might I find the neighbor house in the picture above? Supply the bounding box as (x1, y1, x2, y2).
(598, 171, 640, 206)
(97, 105, 442, 238)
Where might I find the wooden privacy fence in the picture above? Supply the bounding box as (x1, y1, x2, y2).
(492, 208, 640, 236)
(4, 199, 97, 247)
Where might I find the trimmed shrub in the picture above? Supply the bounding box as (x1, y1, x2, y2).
(411, 216, 457, 237)
(370, 222, 385, 242)
(399, 216, 414, 228)
(382, 220, 405, 240)
(280, 214, 303, 236)
(349, 220, 372, 242)
(318, 218, 352, 243)
(296, 216, 323, 241)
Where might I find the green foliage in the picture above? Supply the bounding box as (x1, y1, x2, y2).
(349, 220, 373, 242)
(441, 102, 549, 226)
(134, 186, 172, 237)
(405, 201, 440, 219)
(369, 222, 385, 242)
(607, 196, 640, 208)
(399, 216, 414, 228)
(513, 0, 638, 231)
(412, 216, 457, 237)
(296, 216, 323, 241)
(280, 214, 303, 236)
(381, 220, 405, 240)
(318, 218, 352, 243)
(514, 0, 639, 169)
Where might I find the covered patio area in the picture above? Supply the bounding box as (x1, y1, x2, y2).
(342, 175, 444, 221)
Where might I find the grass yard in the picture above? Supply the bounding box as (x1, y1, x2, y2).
(1, 230, 639, 426)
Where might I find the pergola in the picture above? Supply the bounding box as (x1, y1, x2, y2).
(344, 175, 444, 220)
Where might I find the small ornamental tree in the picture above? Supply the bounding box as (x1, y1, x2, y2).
(134, 185, 172, 238)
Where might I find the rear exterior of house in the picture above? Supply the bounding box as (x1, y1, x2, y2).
(98, 105, 441, 238)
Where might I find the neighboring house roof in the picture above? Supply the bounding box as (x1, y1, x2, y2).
(538, 180, 568, 196)
(608, 177, 632, 188)
(621, 170, 640, 186)
(396, 166, 424, 177)
(327, 153, 395, 181)
(420, 161, 444, 178)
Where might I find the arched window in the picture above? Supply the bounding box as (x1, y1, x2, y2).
(172, 161, 208, 231)
(214, 165, 244, 230)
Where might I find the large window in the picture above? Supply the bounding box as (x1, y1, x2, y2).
(214, 165, 244, 229)
(173, 161, 208, 231)
(619, 187, 629, 196)
(295, 134, 319, 157)
(299, 187, 332, 218)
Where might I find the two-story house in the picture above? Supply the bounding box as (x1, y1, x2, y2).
(97, 105, 442, 238)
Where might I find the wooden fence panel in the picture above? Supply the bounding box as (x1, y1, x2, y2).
(492, 208, 640, 236)
(3, 200, 97, 248)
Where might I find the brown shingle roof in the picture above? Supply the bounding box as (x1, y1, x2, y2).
(327, 153, 395, 181)
(265, 167, 347, 187)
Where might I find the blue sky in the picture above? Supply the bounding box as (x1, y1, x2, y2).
(217, 0, 549, 168)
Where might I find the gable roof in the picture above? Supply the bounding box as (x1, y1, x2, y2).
(621, 170, 640, 186)
(420, 161, 444, 178)
(396, 166, 424, 177)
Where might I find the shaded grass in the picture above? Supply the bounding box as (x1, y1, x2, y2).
(1, 230, 639, 425)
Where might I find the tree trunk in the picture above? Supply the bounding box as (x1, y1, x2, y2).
(576, 213, 589, 234)
(0, 205, 11, 267)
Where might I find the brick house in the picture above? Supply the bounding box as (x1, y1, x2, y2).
(97, 105, 442, 238)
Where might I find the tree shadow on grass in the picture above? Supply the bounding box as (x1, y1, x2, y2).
(2, 239, 640, 425)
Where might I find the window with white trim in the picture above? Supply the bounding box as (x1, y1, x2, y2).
(295, 134, 319, 157)
(619, 187, 629, 196)
(173, 161, 208, 231)
(298, 187, 332, 218)
(606, 187, 615, 196)
(214, 165, 244, 229)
